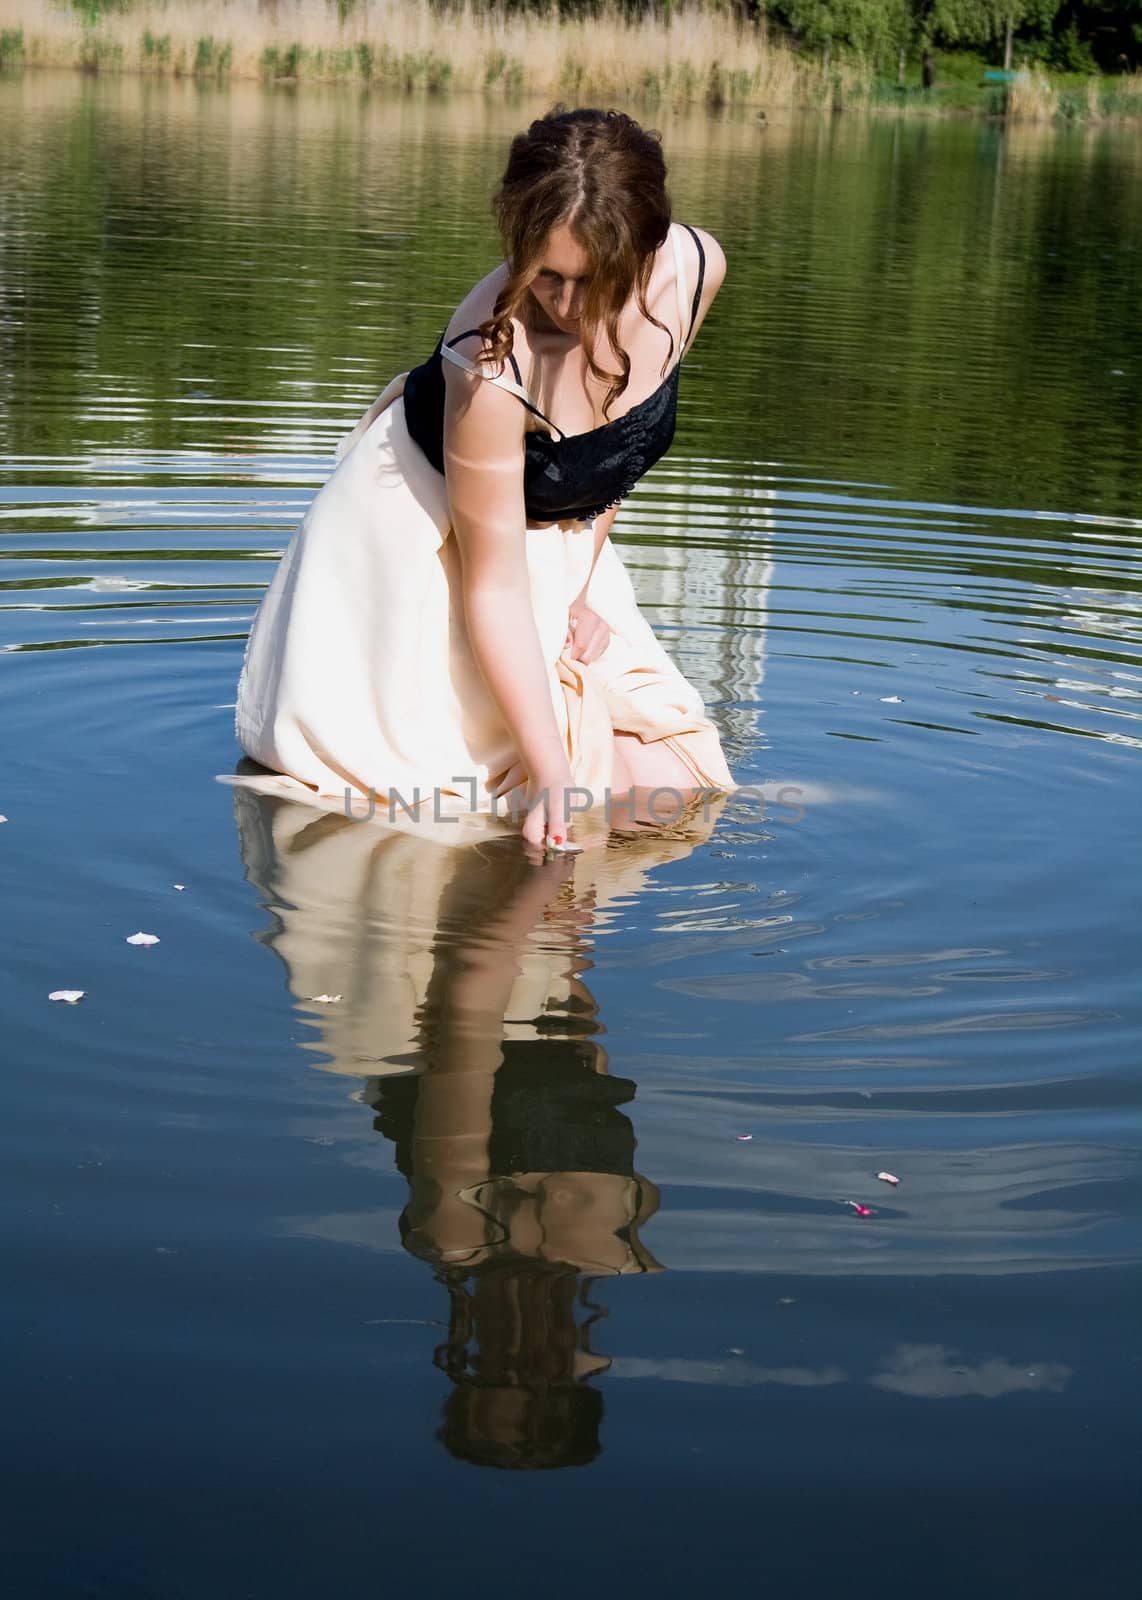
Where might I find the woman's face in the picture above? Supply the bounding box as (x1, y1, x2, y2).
(528, 222, 591, 334)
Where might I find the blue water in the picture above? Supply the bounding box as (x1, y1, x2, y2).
(1, 77, 1140, 1598)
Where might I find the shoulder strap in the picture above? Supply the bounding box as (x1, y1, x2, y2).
(669, 225, 690, 347)
(445, 328, 523, 385)
(442, 330, 563, 439)
(674, 224, 706, 354)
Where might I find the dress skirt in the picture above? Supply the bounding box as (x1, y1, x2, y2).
(233, 395, 734, 818)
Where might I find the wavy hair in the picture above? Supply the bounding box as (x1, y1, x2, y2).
(477, 107, 674, 419)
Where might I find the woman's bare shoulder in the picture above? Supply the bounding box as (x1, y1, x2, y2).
(443, 261, 514, 349)
(679, 222, 727, 293)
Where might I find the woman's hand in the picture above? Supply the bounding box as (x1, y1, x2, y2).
(563, 602, 611, 666)
(491, 760, 575, 858)
(522, 763, 575, 857)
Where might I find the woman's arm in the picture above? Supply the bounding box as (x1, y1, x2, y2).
(563, 504, 619, 667)
(563, 232, 726, 666)
(443, 361, 574, 851)
(571, 504, 618, 608)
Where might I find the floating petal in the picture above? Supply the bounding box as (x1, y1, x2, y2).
(877, 1171, 900, 1186)
(49, 989, 85, 1003)
(126, 932, 160, 946)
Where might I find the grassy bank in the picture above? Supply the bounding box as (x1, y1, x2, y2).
(872, 43, 1142, 122)
(0, 1, 1138, 122)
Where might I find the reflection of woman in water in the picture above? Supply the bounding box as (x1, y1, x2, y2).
(363, 844, 663, 1470)
(367, 1027, 662, 1471)
(233, 785, 723, 1469)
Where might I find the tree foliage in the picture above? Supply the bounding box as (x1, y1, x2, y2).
(776, 0, 911, 55)
(763, 0, 1141, 69)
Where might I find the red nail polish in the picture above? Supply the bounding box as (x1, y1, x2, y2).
(553, 835, 563, 844)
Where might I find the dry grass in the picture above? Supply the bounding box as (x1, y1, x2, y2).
(0, 0, 856, 109)
(1005, 68, 1059, 122)
(2, 4, 1136, 121)
(1004, 65, 1142, 122)
(1078, 69, 1142, 121)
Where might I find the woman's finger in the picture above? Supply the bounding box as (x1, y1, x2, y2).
(520, 781, 569, 854)
(521, 801, 552, 851)
(544, 789, 570, 850)
(569, 620, 598, 660)
(490, 759, 526, 799)
(585, 629, 610, 664)
(575, 624, 610, 665)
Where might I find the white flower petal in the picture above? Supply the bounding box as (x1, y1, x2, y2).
(49, 989, 85, 1003)
(126, 932, 160, 946)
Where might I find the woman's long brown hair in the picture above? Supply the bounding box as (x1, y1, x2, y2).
(477, 107, 674, 419)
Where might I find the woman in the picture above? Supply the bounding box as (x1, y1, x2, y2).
(234, 108, 735, 855)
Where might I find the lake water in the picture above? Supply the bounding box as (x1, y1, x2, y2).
(2, 72, 1140, 1597)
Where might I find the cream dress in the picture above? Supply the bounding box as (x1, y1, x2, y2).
(233, 236, 735, 818)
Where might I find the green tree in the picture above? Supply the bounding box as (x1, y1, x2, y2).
(931, 0, 1061, 69)
(1052, 0, 1142, 70)
(779, 0, 914, 58)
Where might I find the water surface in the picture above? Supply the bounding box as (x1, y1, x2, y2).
(1, 74, 1140, 1598)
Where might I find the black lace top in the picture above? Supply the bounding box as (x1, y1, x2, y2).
(402, 224, 705, 525)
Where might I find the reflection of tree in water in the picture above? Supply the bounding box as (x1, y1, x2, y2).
(232, 782, 721, 1469)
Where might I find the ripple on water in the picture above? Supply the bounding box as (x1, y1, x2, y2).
(1, 81, 1140, 1579)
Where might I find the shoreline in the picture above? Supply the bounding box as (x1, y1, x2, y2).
(1, 64, 1136, 129)
(1, 2, 1140, 125)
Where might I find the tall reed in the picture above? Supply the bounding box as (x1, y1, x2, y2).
(0, 2, 1136, 121)
(1005, 68, 1059, 121)
(0, 0, 855, 110)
